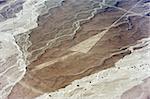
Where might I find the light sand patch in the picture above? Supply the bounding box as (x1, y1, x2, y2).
(31, 52, 78, 72)
(36, 37, 150, 99)
(69, 0, 143, 54)
(69, 29, 108, 53)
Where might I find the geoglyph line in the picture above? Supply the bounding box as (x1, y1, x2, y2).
(19, 81, 44, 94)
(31, 0, 143, 72)
(102, 1, 149, 17)
(31, 52, 78, 72)
(13, 0, 145, 95)
(69, 29, 109, 53)
(69, 0, 143, 53)
(29, 0, 127, 62)
(28, 0, 146, 63)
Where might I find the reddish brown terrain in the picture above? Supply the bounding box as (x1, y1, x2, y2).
(7, 0, 150, 99)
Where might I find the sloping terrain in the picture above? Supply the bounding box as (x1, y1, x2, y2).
(0, 0, 149, 99)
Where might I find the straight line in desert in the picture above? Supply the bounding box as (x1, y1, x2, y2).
(19, 81, 44, 94)
(69, 29, 109, 53)
(31, 52, 78, 72)
(31, 0, 141, 72)
(31, 30, 107, 72)
(69, 0, 142, 53)
(31, 29, 108, 72)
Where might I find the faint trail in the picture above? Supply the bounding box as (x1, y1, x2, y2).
(57, 39, 149, 78)
(69, 29, 108, 53)
(69, 0, 143, 54)
(102, 2, 149, 17)
(28, 1, 107, 62)
(31, 52, 78, 72)
(19, 81, 44, 94)
(109, 0, 143, 27)
(31, 0, 143, 72)
(28, 1, 117, 61)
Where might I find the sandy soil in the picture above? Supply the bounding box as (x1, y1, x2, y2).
(8, 0, 150, 99)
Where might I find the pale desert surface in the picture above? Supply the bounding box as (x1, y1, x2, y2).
(0, 0, 150, 99)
